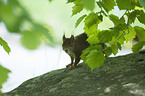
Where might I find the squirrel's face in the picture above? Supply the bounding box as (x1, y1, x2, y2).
(62, 35, 74, 51)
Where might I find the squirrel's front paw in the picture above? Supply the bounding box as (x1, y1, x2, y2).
(68, 65, 75, 70)
(66, 63, 72, 68)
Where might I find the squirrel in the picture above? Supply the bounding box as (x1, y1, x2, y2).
(62, 33, 90, 69)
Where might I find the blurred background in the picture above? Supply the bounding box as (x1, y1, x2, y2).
(1, 0, 143, 93)
(0, 0, 88, 92)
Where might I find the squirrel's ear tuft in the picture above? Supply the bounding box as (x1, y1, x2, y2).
(71, 35, 74, 39)
(71, 35, 74, 42)
(63, 34, 66, 41)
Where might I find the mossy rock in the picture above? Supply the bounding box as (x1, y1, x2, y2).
(3, 50, 145, 96)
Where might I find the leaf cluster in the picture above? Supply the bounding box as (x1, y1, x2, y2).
(0, 0, 55, 90)
(0, 37, 11, 90)
(0, 65, 11, 89)
(0, 0, 54, 50)
(68, 0, 145, 70)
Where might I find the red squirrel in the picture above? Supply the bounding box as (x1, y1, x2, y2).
(62, 33, 89, 69)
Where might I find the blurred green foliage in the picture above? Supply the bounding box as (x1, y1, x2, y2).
(69, 0, 145, 70)
(0, 0, 54, 90)
(0, 0, 54, 49)
(0, 0, 22, 32)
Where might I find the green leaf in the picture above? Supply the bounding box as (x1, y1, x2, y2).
(129, 10, 137, 24)
(0, 90, 2, 94)
(132, 41, 145, 53)
(113, 27, 120, 38)
(117, 42, 122, 50)
(111, 44, 118, 55)
(0, 4, 21, 32)
(86, 50, 105, 70)
(75, 14, 87, 28)
(117, 23, 127, 31)
(124, 26, 136, 42)
(98, 14, 103, 21)
(98, 30, 113, 43)
(109, 14, 120, 26)
(81, 48, 90, 64)
(84, 12, 101, 28)
(96, 1, 101, 8)
(109, 31, 125, 44)
(135, 0, 139, 3)
(137, 10, 145, 25)
(120, 16, 125, 24)
(48, 0, 53, 2)
(87, 33, 99, 45)
(104, 47, 112, 57)
(84, 24, 100, 36)
(21, 30, 41, 50)
(139, 0, 145, 8)
(14, 94, 20, 96)
(116, 0, 132, 10)
(82, 0, 95, 11)
(134, 26, 145, 41)
(32, 25, 54, 44)
(67, 0, 76, 3)
(81, 45, 99, 64)
(72, 0, 95, 15)
(84, 24, 99, 36)
(102, 0, 116, 12)
(0, 37, 11, 54)
(0, 65, 11, 88)
(72, 3, 83, 16)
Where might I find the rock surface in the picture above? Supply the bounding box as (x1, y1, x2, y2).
(3, 50, 145, 96)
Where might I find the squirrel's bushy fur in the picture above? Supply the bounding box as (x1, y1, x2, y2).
(62, 33, 89, 68)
